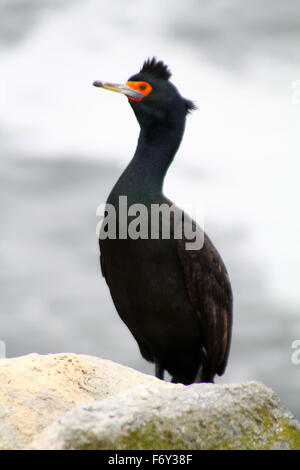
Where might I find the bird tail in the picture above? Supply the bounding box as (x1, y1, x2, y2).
(194, 365, 214, 383)
(194, 347, 214, 383)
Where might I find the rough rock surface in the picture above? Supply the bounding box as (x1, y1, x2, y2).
(0, 353, 162, 450)
(29, 381, 300, 450)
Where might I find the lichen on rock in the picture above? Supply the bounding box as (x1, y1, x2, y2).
(0, 353, 299, 450)
(0, 352, 162, 450)
(29, 380, 300, 450)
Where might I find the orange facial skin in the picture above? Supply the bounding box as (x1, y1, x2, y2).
(126, 81, 152, 102)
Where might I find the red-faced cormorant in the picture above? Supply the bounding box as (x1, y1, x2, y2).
(93, 58, 233, 384)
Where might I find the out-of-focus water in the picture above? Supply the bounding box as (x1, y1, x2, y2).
(1, 0, 299, 419)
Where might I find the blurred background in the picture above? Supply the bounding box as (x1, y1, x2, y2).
(0, 0, 299, 418)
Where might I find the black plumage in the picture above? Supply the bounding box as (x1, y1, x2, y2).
(94, 58, 233, 384)
(140, 57, 172, 80)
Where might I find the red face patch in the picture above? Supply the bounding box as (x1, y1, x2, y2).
(126, 81, 152, 102)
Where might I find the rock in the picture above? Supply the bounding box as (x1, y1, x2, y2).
(29, 381, 300, 450)
(1, 353, 299, 450)
(0, 352, 162, 450)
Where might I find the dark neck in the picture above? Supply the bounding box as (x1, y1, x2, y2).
(113, 119, 185, 200)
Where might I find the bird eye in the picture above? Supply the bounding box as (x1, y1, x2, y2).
(126, 81, 152, 101)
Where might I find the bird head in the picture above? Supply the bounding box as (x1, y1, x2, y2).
(93, 58, 196, 130)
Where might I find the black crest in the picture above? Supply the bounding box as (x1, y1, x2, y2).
(139, 57, 197, 114)
(184, 98, 197, 115)
(140, 57, 171, 80)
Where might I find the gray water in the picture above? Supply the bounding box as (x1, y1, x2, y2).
(1, 0, 299, 420)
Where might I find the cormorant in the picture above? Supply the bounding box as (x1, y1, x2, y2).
(93, 58, 233, 384)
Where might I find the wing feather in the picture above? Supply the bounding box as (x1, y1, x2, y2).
(177, 230, 233, 380)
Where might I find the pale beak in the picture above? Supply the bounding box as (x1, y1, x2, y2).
(93, 81, 145, 101)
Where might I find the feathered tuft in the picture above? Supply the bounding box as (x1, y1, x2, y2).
(184, 98, 197, 115)
(140, 57, 172, 80)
